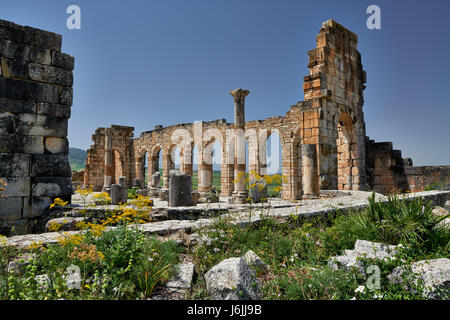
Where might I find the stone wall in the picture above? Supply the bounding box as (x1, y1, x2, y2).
(405, 166, 450, 192)
(0, 20, 74, 235)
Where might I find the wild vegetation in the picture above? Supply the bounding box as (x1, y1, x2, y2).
(0, 181, 448, 300)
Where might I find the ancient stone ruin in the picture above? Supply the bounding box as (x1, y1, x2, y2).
(0, 19, 74, 234)
(82, 20, 449, 200)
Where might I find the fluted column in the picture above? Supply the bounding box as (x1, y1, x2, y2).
(230, 88, 249, 204)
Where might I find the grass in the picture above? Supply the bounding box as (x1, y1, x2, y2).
(1, 189, 447, 300)
(188, 195, 450, 300)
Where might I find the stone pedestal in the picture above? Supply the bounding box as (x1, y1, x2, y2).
(111, 184, 127, 205)
(169, 171, 194, 207)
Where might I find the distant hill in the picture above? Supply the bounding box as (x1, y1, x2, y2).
(69, 147, 87, 171)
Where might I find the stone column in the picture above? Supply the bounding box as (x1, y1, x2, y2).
(198, 145, 213, 195)
(302, 144, 320, 199)
(230, 88, 249, 204)
(102, 130, 113, 193)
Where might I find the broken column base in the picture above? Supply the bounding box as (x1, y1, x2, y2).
(149, 187, 160, 197)
(302, 194, 320, 200)
(230, 191, 249, 204)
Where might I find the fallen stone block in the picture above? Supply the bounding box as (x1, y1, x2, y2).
(205, 257, 262, 300)
(388, 258, 450, 299)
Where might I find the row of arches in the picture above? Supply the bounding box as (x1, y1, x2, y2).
(135, 132, 284, 194)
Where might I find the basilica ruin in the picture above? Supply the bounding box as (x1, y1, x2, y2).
(81, 20, 449, 200)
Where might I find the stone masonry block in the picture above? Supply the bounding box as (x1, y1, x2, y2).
(0, 113, 68, 137)
(52, 52, 74, 71)
(0, 57, 27, 79)
(0, 135, 44, 154)
(0, 197, 23, 221)
(44, 137, 68, 154)
(0, 153, 29, 177)
(37, 102, 71, 118)
(22, 197, 52, 219)
(23, 26, 62, 52)
(0, 176, 30, 197)
(31, 153, 71, 177)
(0, 40, 29, 61)
(0, 97, 36, 114)
(28, 63, 73, 86)
(0, 77, 59, 103)
(0, 20, 24, 43)
(32, 177, 73, 197)
(59, 87, 73, 106)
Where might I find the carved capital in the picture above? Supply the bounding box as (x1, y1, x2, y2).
(230, 88, 250, 104)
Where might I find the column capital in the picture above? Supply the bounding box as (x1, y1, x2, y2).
(230, 88, 250, 104)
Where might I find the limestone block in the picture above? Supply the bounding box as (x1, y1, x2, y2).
(31, 154, 71, 177)
(59, 87, 73, 106)
(44, 137, 68, 154)
(37, 102, 71, 118)
(32, 177, 73, 197)
(0, 40, 29, 61)
(205, 257, 261, 300)
(0, 197, 23, 221)
(0, 97, 36, 114)
(0, 77, 59, 103)
(111, 184, 127, 205)
(0, 153, 29, 177)
(0, 135, 44, 153)
(169, 172, 194, 207)
(0, 176, 30, 197)
(22, 197, 52, 219)
(0, 57, 27, 79)
(28, 63, 73, 86)
(0, 20, 23, 42)
(23, 25, 62, 51)
(51, 52, 74, 71)
(18, 114, 68, 137)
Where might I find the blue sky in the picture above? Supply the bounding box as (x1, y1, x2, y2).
(1, 0, 449, 166)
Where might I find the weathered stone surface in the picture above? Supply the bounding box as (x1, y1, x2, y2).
(166, 263, 195, 293)
(329, 240, 402, 273)
(0, 197, 23, 221)
(0, 135, 44, 154)
(0, 77, 59, 103)
(388, 258, 450, 299)
(59, 87, 73, 106)
(0, 176, 30, 197)
(0, 97, 35, 114)
(31, 153, 71, 177)
(37, 102, 71, 118)
(23, 25, 62, 51)
(0, 20, 23, 42)
(169, 171, 194, 207)
(44, 137, 68, 154)
(205, 257, 262, 300)
(111, 184, 127, 205)
(132, 178, 141, 189)
(1, 57, 27, 79)
(0, 153, 29, 177)
(22, 197, 52, 219)
(242, 250, 269, 274)
(28, 63, 73, 86)
(32, 177, 73, 197)
(45, 217, 85, 232)
(151, 172, 160, 188)
(52, 52, 74, 71)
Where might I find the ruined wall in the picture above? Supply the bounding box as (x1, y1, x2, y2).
(83, 19, 449, 199)
(0, 20, 74, 234)
(84, 126, 134, 191)
(405, 166, 450, 192)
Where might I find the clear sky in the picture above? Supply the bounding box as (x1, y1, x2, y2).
(1, 0, 449, 166)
